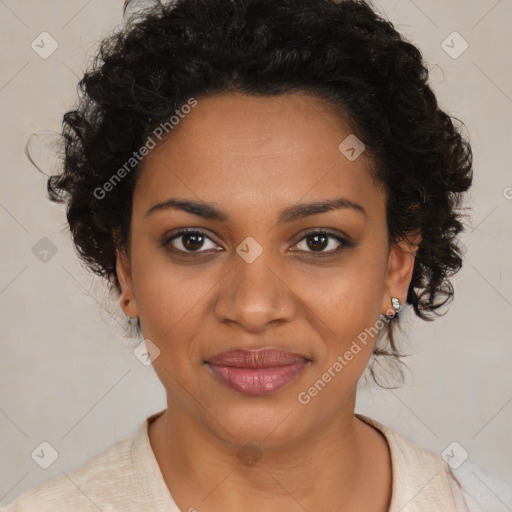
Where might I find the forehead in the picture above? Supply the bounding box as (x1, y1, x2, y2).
(134, 92, 385, 221)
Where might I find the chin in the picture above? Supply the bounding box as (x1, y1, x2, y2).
(207, 398, 307, 451)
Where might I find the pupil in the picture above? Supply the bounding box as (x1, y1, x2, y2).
(184, 233, 204, 251)
(308, 234, 327, 251)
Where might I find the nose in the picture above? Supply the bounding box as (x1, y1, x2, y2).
(212, 248, 298, 333)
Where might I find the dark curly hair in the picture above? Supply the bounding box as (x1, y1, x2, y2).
(45, 0, 473, 386)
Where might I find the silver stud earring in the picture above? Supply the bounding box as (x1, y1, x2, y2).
(391, 297, 401, 314)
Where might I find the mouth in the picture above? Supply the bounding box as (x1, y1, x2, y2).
(204, 348, 311, 395)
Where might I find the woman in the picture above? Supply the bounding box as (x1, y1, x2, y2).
(3, 0, 511, 510)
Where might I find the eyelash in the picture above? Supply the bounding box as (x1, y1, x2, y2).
(163, 228, 352, 256)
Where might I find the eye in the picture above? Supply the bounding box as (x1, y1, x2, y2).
(163, 228, 351, 256)
(292, 230, 351, 254)
(164, 229, 221, 253)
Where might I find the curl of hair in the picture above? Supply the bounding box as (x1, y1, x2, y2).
(46, 0, 473, 387)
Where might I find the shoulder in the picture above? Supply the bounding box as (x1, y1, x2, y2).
(356, 413, 512, 512)
(1, 436, 136, 512)
(447, 458, 512, 512)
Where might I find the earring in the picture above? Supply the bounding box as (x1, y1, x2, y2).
(123, 298, 136, 320)
(380, 297, 402, 321)
(391, 297, 401, 315)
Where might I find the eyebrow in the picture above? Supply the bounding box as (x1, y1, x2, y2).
(145, 197, 367, 222)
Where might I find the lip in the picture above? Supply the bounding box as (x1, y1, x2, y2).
(205, 348, 311, 395)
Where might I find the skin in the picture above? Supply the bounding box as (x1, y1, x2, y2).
(116, 92, 421, 512)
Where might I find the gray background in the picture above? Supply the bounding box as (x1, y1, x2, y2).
(1, 0, 511, 505)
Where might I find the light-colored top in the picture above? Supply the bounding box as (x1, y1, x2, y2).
(2, 410, 511, 511)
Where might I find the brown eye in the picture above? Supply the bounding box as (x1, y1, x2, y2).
(306, 233, 329, 252)
(165, 229, 220, 253)
(182, 233, 206, 251)
(293, 230, 350, 254)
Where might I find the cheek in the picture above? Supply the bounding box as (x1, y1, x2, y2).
(133, 264, 210, 401)
(296, 254, 385, 328)
(129, 240, 212, 348)
(295, 289, 383, 410)
(135, 269, 211, 343)
(292, 257, 386, 377)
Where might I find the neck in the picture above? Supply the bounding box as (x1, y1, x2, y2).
(148, 394, 392, 512)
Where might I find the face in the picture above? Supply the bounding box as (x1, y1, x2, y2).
(117, 92, 418, 448)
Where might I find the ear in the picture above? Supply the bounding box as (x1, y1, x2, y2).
(116, 247, 139, 318)
(381, 231, 421, 316)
